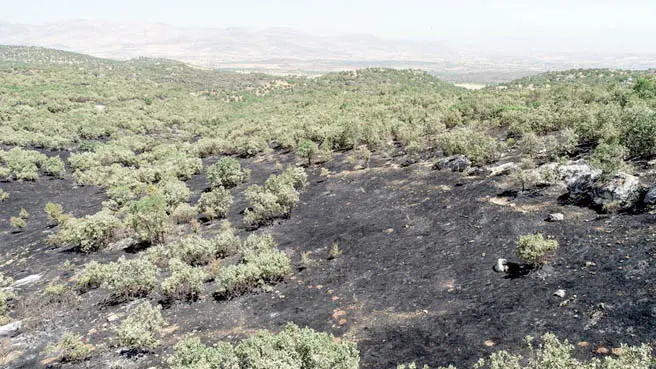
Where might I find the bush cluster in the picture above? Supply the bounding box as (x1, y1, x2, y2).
(168, 323, 359, 369)
(161, 258, 208, 301)
(244, 167, 307, 227)
(47, 333, 94, 362)
(197, 187, 233, 220)
(114, 301, 166, 350)
(106, 257, 159, 299)
(0, 273, 15, 320)
(51, 210, 122, 252)
(207, 157, 250, 188)
(214, 234, 290, 298)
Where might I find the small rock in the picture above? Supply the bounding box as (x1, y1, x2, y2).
(465, 167, 486, 176)
(0, 350, 22, 366)
(487, 162, 520, 177)
(553, 289, 566, 298)
(578, 342, 590, 347)
(0, 320, 22, 337)
(107, 314, 119, 322)
(12, 274, 42, 288)
(400, 158, 417, 167)
(611, 347, 625, 356)
(596, 347, 609, 354)
(483, 340, 496, 347)
(547, 213, 564, 222)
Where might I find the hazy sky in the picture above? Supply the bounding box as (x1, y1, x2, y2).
(3, 0, 656, 53)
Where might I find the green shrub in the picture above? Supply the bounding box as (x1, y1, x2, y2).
(168, 336, 239, 369)
(19, 207, 30, 219)
(171, 203, 198, 224)
(0, 167, 10, 181)
(158, 177, 191, 208)
(212, 228, 241, 258)
(243, 188, 286, 226)
(590, 142, 628, 178)
(106, 257, 159, 299)
(10, 216, 26, 231)
(516, 233, 558, 265)
(114, 301, 166, 350)
(128, 195, 169, 244)
(145, 245, 171, 268)
(0, 273, 15, 318)
(472, 333, 653, 369)
(47, 332, 94, 362)
(241, 233, 276, 253)
(44, 202, 66, 226)
(243, 167, 307, 227)
(162, 258, 208, 301)
(169, 235, 216, 266)
(517, 132, 544, 158)
(235, 323, 359, 369)
(4, 147, 45, 181)
(297, 139, 319, 166)
(620, 106, 656, 157)
(42, 282, 78, 305)
(329, 242, 342, 259)
(107, 185, 135, 206)
(207, 157, 249, 188)
(0, 189, 8, 201)
(167, 336, 240, 369)
(439, 127, 501, 165)
(168, 324, 359, 369)
(42, 156, 66, 178)
(52, 210, 122, 252)
(215, 236, 290, 298)
(197, 187, 233, 220)
(73, 260, 115, 291)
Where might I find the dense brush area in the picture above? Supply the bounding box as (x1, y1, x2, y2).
(0, 46, 656, 368)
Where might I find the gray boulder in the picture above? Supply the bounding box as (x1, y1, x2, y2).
(591, 173, 644, 211)
(0, 320, 21, 337)
(644, 185, 656, 206)
(558, 161, 602, 185)
(12, 274, 42, 288)
(547, 213, 564, 222)
(434, 155, 471, 172)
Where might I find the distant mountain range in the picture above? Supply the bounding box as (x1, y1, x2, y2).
(1, 19, 655, 82)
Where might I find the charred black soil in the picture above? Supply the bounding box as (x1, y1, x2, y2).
(2, 154, 656, 368)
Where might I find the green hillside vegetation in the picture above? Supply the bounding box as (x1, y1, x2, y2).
(0, 46, 655, 368)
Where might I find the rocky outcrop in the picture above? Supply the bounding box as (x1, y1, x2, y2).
(433, 155, 471, 172)
(591, 173, 644, 211)
(567, 171, 645, 212)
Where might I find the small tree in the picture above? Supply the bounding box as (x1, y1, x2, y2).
(297, 139, 318, 166)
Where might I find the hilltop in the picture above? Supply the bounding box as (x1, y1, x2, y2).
(3, 20, 656, 82)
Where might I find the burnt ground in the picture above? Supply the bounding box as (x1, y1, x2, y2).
(1, 153, 656, 368)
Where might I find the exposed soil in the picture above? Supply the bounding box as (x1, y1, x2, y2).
(1, 153, 656, 368)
